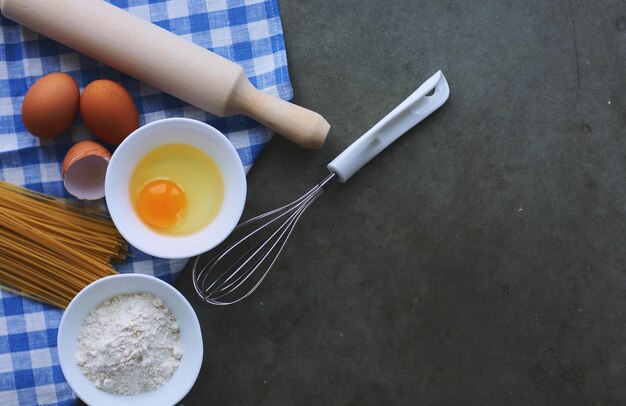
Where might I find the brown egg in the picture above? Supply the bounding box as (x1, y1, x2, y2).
(80, 80, 139, 145)
(21, 72, 80, 139)
(62, 140, 111, 200)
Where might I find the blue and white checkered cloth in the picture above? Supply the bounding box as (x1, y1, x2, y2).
(0, 1, 293, 404)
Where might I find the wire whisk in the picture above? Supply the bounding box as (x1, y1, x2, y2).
(192, 71, 450, 305)
(193, 173, 337, 305)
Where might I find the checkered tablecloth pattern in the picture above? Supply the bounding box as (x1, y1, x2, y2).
(0, 1, 293, 404)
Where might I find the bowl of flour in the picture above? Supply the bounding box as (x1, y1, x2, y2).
(58, 273, 203, 406)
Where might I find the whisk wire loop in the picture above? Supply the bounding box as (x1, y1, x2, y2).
(192, 173, 337, 305)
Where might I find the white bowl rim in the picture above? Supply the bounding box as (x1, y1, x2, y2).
(57, 273, 203, 406)
(105, 117, 247, 259)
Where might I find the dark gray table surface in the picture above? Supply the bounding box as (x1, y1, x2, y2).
(173, 1, 626, 404)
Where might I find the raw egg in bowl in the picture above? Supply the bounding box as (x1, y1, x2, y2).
(105, 118, 246, 259)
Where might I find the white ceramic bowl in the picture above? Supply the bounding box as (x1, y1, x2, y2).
(105, 117, 247, 259)
(58, 274, 203, 406)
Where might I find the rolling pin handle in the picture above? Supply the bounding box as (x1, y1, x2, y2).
(227, 76, 330, 149)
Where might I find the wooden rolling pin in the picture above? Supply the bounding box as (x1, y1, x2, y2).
(0, 0, 330, 149)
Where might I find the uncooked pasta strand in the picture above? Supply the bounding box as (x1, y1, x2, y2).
(0, 212, 122, 260)
(0, 211, 118, 274)
(0, 282, 68, 309)
(0, 181, 126, 308)
(0, 230, 104, 288)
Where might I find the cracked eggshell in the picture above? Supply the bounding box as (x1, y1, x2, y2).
(62, 140, 111, 200)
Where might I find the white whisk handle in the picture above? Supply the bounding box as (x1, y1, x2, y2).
(327, 70, 450, 182)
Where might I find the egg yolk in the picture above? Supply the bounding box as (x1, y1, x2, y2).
(137, 180, 187, 228)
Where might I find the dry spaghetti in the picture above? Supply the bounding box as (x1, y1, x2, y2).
(0, 181, 127, 308)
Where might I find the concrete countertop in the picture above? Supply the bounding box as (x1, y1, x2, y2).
(175, 1, 626, 404)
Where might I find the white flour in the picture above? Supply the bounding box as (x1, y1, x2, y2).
(76, 292, 182, 395)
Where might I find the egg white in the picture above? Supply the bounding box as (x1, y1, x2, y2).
(129, 143, 224, 236)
